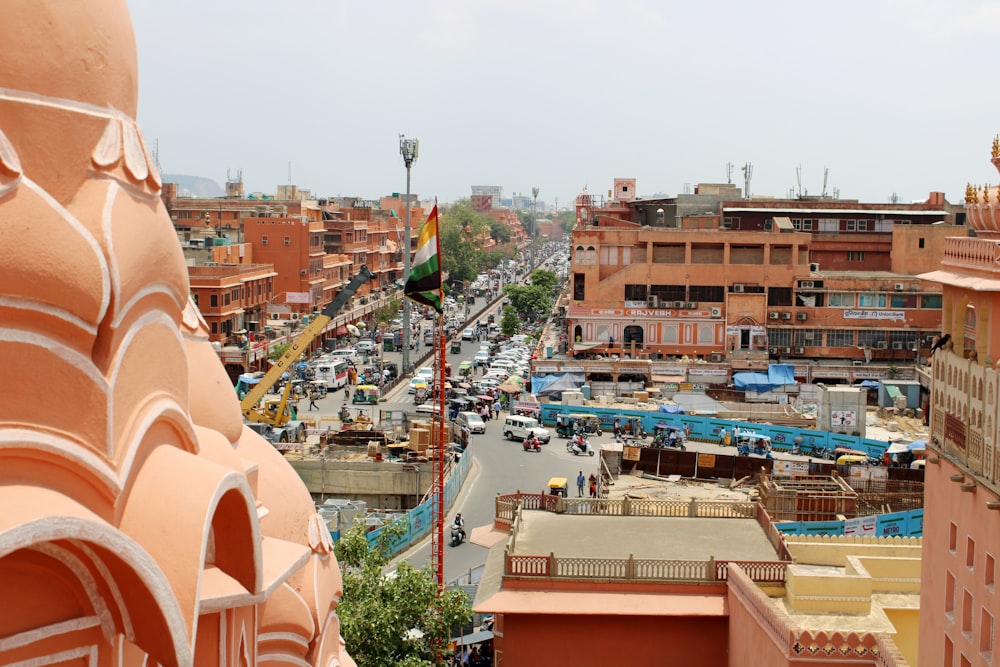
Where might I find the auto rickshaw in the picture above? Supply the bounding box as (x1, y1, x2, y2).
(547, 477, 568, 498)
(450, 339, 462, 354)
(352, 384, 380, 405)
(413, 385, 429, 405)
(651, 422, 686, 449)
(735, 432, 773, 456)
(836, 454, 869, 466)
(568, 413, 603, 436)
(458, 360, 473, 379)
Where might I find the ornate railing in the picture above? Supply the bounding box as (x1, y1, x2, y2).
(498, 492, 757, 518)
(504, 551, 790, 583)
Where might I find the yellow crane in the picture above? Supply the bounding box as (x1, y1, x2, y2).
(241, 266, 373, 443)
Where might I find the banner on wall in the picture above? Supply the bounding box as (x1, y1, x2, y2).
(624, 446, 641, 461)
(876, 511, 908, 537)
(844, 515, 877, 536)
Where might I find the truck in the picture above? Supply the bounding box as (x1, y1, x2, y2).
(241, 266, 373, 447)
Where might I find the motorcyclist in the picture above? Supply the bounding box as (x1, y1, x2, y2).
(453, 513, 466, 542)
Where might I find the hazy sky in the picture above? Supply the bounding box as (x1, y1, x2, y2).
(127, 0, 1000, 209)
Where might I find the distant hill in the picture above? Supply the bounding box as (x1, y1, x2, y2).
(164, 174, 225, 198)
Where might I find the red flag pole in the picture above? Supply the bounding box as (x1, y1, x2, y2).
(432, 198, 446, 591)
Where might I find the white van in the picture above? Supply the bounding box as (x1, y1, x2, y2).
(329, 348, 359, 366)
(502, 415, 550, 444)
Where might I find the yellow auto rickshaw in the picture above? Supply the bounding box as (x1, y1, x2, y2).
(352, 384, 379, 405)
(547, 477, 568, 498)
(836, 454, 869, 466)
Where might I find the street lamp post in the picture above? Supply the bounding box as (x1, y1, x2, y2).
(531, 186, 539, 241)
(399, 134, 419, 375)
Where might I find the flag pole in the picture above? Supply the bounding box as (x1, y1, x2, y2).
(433, 196, 446, 591)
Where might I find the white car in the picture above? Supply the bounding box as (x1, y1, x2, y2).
(461, 328, 476, 341)
(474, 351, 491, 367)
(408, 377, 429, 394)
(415, 403, 442, 415)
(416, 367, 435, 382)
(456, 411, 486, 434)
(355, 340, 375, 353)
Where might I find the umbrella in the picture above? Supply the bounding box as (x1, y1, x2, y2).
(335, 325, 348, 335)
(498, 381, 522, 394)
(357, 321, 367, 329)
(907, 440, 927, 452)
(346, 324, 361, 336)
(477, 394, 495, 402)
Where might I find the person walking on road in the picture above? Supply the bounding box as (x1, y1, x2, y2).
(577, 471, 585, 497)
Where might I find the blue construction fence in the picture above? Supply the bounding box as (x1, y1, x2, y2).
(359, 451, 472, 558)
(774, 508, 923, 538)
(537, 404, 891, 458)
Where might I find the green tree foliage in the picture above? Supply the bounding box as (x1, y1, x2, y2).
(487, 219, 511, 244)
(268, 342, 289, 361)
(503, 284, 552, 322)
(334, 521, 472, 667)
(528, 269, 558, 290)
(374, 297, 401, 332)
(500, 305, 520, 336)
(439, 201, 517, 283)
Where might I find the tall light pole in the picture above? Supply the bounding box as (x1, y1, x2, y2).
(399, 134, 419, 375)
(531, 186, 539, 241)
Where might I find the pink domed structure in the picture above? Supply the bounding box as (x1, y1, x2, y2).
(962, 136, 1000, 238)
(0, 2, 354, 666)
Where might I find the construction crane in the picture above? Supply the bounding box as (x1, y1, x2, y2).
(241, 266, 374, 440)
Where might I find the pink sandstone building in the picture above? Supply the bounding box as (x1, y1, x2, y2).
(0, 3, 354, 665)
(917, 143, 1000, 666)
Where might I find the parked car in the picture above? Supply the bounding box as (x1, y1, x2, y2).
(461, 328, 476, 341)
(502, 415, 550, 444)
(456, 411, 486, 434)
(355, 340, 375, 354)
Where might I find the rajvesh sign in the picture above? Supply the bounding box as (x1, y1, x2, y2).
(843, 310, 905, 321)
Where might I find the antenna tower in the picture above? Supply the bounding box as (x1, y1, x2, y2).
(822, 167, 829, 198)
(741, 162, 753, 199)
(796, 165, 802, 198)
(726, 162, 733, 184)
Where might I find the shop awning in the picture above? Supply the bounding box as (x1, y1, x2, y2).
(652, 374, 686, 383)
(885, 385, 904, 399)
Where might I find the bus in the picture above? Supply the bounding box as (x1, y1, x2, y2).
(313, 359, 349, 390)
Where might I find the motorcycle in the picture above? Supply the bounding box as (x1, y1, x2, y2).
(522, 437, 541, 452)
(567, 437, 595, 457)
(450, 525, 466, 547)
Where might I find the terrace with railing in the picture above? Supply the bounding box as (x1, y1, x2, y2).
(495, 492, 793, 585)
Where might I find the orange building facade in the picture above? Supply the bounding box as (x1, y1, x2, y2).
(569, 182, 961, 367)
(917, 147, 1000, 666)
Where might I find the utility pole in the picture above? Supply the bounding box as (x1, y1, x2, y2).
(399, 134, 419, 375)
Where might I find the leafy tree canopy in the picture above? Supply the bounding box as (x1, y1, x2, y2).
(500, 305, 520, 336)
(503, 284, 552, 322)
(529, 269, 558, 290)
(334, 521, 472, 667)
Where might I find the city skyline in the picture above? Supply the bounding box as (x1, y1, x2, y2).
(128, 0, 1000, 207)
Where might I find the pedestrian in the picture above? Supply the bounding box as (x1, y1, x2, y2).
(589, 473, 598, 498)
(308, 391, 319, 411)
(577, 471, 585, 497)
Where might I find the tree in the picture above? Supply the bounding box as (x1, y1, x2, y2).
(374, 297, 401, 332)
(487, 219, 511, 244)
(268, 342, 289, 362)
(500, 305, 520, 336)
(529, 268, 558, 291)
(503, 284, 552, 322)
(334, 521, 471, 667)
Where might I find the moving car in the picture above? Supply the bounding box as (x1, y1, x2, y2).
(461, 328, 476, 341)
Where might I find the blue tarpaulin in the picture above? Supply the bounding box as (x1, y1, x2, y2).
(531, 373, 585, 399)
(733, 364, 797, 393)
(657, 404, 686, 414)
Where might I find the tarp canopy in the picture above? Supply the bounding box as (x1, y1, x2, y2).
(657, 404, 686, 414)
(532, 372, 585, 399)
(237, 374, 262, 385)
(858, 380, 880, 389)
(733, 364, 798, 393)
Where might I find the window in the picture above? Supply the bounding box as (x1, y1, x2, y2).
(624, 285, 648, 301)
(284, 236, 291, 245)
(922, 294, 943, 308)
(210, 294, 218, 307)
(261, 235, 269, 245)
(848, 251, 866, 262)
(846, 219, 857, 231)
(968, 538, 976, 570)
(828, 292, 855, 308)
(951, 522, 958, 552)
(963, 589, 973, 634)
(859, 293, 886, 308)
(946, 571, 956, 615)
(987, 553, 995, 588)
(723, 216, 740, 229)
(827, 330, 854, 347)
(890, 294, 918, 308)
(857, 220, 870, 231)
(211, 322, 218, 334)
(919, 237, 926, 249)
(982, 608, 994, 656)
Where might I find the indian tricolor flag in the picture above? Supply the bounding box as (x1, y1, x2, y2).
(404, 205, 443, 313)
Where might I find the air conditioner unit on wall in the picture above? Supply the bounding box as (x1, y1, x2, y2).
(768, 347, 779, 355)
(780, 312, 792, 320)
(797, 312, 808, 321)
(782, 347, 792, 354)
(800, 280, 815, 289)
(733, 284, 745, 293)
(876, 341, 888, 349)
(794, 347, 805, 355)
(686, 302, 697, 309)
(647, 295, 659, 307)
(710, 307, 722, 317)
(809, 262, 820, 272)
(769, 312, 780, 320)
(909, 343, 919, 351)
(892, 342, 904, 350)
(894, 283, 904, 291)
(709, 353, 724, 362)
(673, 301, 685, 309)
